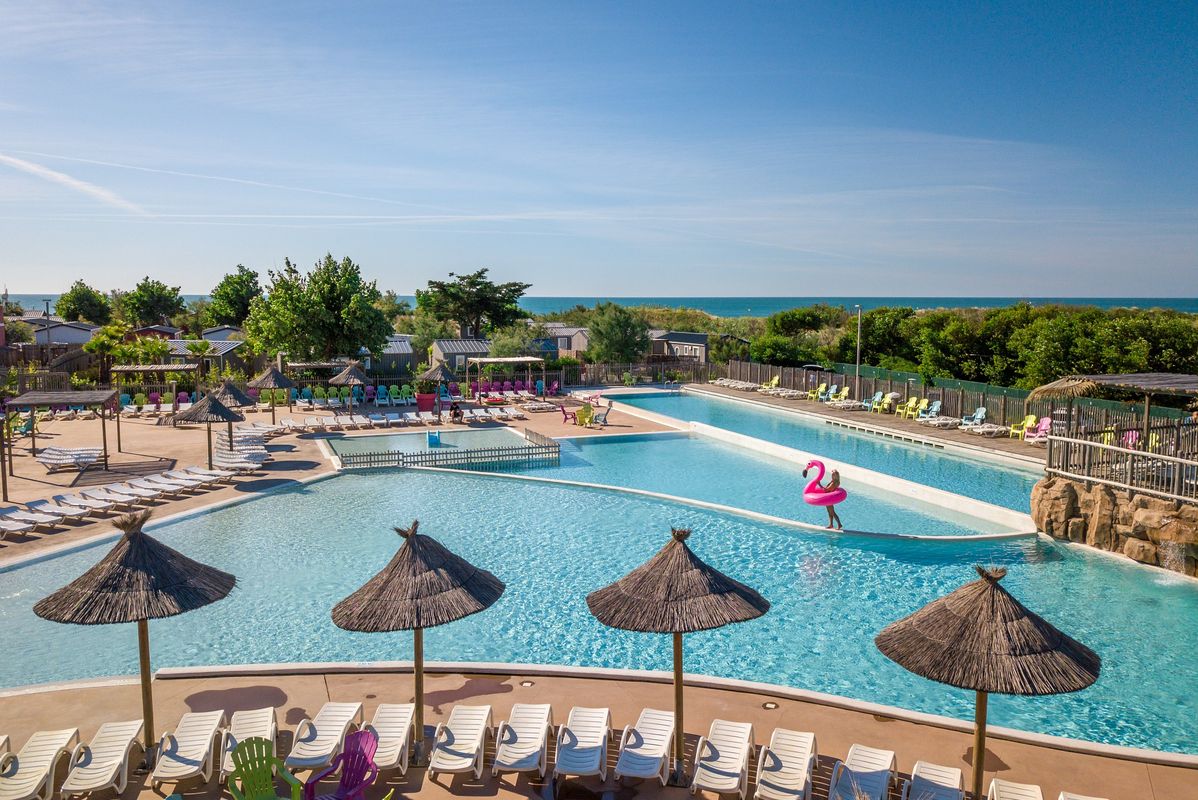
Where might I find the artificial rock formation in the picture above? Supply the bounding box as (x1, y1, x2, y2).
(1031, 476, 1198, 577)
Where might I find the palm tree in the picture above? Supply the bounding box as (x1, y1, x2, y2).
(185, 339, 213, 380)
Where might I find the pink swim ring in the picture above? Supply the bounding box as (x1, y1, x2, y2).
(801, 459, 847, 506)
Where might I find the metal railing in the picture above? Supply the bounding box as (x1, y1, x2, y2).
(339, 428, 560, 471)
(1046, 435, 1198, 504)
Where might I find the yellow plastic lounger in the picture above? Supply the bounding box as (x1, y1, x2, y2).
(553, 707, 611, 788)
(754, 728, 817, 800)
(614, 708, 674, 786)
(428, 705, 493, 781)
(219, 707, 277, 783)
(827, 743, 896, 800)
(987, 780, 1044, 800)
(0, 729, 80, 800)
(900, 761, 963, 800)
(690, 719, 754, 800)
(151, 710, 226, 790)
(284, 702, 363, 772)
(60, 720, 144, 798)
(364, 704, 415, 776)
(492, 703, 554, 779)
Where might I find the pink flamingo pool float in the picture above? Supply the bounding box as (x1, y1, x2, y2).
(801, 459, 848, 506)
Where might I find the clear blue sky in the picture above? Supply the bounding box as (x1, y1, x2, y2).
(1, 1, 1194, 296)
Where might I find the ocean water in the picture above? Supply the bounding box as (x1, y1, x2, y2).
(9, 294, 1198, 318)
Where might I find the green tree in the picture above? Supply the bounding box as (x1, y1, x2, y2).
(185, 339, 214, 379)
(766, 307, 827, 337)
(709, 336, 750, 364)
(3, 320, 33, 344)
(175, 299, 212, 337)
(749, 333, 815, 366)
(56, 280, 112, 325)
(82, 322, 129, 381)
(406, 309, 457, 361)
(586, 302, 651, 362)
(416, 269, 531, 336)
(207, 265, 261, 326)
(489, 323, 546, 358)
(123, 277, 186, 326)
(375, 290, 413, 324)
(244, 254, 392, 359)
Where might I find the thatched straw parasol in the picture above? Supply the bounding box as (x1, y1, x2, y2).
(331, 520, 504, 765)
(329, 362, 369, 412)
(34, 509, 236, 765)
(875, 566, 1100, 799)
(211, 378, 254, 409)
(586, 528, 769, 783)
(171, 393, 244, 469)
(418, 363, 457, 417)
(247, 367, 296, 423)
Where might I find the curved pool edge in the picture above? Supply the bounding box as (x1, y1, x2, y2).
(404, 464, 1039, 542)
(607, 398, 1035, 532)
(9, 661, 1191, 768)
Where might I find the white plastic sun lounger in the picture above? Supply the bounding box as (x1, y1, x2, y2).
(26, 500, 90, 521)
(754, 728, 817, 800)
(130, 477, 189, 495)
(142, 474, 203, 492)
(284, 702, 363, 771)
(418, 411, 439, 424)
(183, 466, 236, 480)
(901, 761, 963, 800)
(0, 507, 62, 528)
(219, 707, 277, 783)
(364, 703, 414, 775)
(1057, 793, 1108, 800)
(553, 707, 610, 787)
(384, 412, 402, 427)
(165, 470, 219, 487)
(827, 744, 896, 800)
(367, 413, 388, 427)
(305, 416, 326, 431)
(614, 708, 674, 786)
(486, 408, 510, 420)
(503, 406, 527, 419)
(109, 482, 162, 500)
(151, 710, 226, 790)
(428, 705, 493, 780)
(80, 488, 138, 508)
(350, 415, 372, 428)
(0, 728, 80, 800)
(492, 703, 553, 778)
(57, 493, 115, 513)
(987, 780, 1044, 800)
(0, 518, 34, 537)
(60, 720, 144, 798)
(691, 719, 754, 799)
(402, 412, 421, 425)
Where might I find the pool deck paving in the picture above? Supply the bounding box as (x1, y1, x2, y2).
(683, 384, 1046, 467)
(0, 668, 1191, 800)
(0, 399, 674, 565)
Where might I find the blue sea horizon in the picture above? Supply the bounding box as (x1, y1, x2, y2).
(7, 293, 1198, 318)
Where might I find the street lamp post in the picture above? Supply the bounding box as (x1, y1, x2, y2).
(42, 299, 51, 346)
(854, 304, 862, 400)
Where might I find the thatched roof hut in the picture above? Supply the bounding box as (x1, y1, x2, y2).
(34, 509, 236, 625)
(875, 566, 1099, 798)
(33, 510, 235, 763)
(247, 366, 296, 390)
(875, 566, 1099, 695)
(586, 528, 769, 633)
(586, 528, 768, 784)
(331, 520, 504, 763)
(171, 393, 244, 425)
(329, 362, 369, 387)
(332, 520, 504, 631)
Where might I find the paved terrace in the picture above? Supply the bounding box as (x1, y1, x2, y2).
(0, 398, 674, 564)
(0, 667, 1191, 800)
(688, 385, 1046, 467)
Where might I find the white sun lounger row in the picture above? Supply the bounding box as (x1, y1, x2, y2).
(34, 447, 103, 474)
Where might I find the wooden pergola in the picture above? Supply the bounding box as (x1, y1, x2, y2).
(465, 356, 547, 397)
(2, 389, 118, 500)
(1029, 372, 1198, 441)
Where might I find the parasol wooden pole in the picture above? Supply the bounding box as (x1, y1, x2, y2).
(0, 412, 7, 501)
(206, 423, 213, 470)
(413, 627, 426, 765)
(99, 404, 109, 471)
(116, 405, 122, 452)
(671, 632, 685, 785)
(270, 398, 276, 425)
(972, 690, 988, 800)
(138, 618, 157, 767)
(1142, 393, 1151, 448)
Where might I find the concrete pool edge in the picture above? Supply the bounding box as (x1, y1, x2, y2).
(28, 660, 1159, 768)
(404, 463, 1036, 542)
(607, 397, 1036, 533)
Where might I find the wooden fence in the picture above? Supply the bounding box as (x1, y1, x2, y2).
(338, 428, 560, 471)
(1046, 435, 1198, 504)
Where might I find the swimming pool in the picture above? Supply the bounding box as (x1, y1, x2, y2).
(619, 391, 1040, 512)
(3, 469, 1195, 753)
(327, 427, 525, 455)
(518, 433, 1011, 535)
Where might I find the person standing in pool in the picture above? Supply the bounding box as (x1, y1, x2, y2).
(822, 469, 844, 530)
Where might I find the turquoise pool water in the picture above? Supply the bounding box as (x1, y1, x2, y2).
(2, 470, 1196, 754)
(328, 427, 524, 455)
(619, 392, 1040, 512)
(515, 433, 1010, 535)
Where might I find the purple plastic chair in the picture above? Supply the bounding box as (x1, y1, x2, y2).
(514, 380, 524, 392)
(481, 380, 492, 393)
(548, 381, 560, 396)
(303, 730, 378, 800)
(470, 381, 479, 396)
(177, 391, 190, 405)
(364, 385, 376, 401)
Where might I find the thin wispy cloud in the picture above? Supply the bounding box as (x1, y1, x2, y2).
(0, 153, 145, 215)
